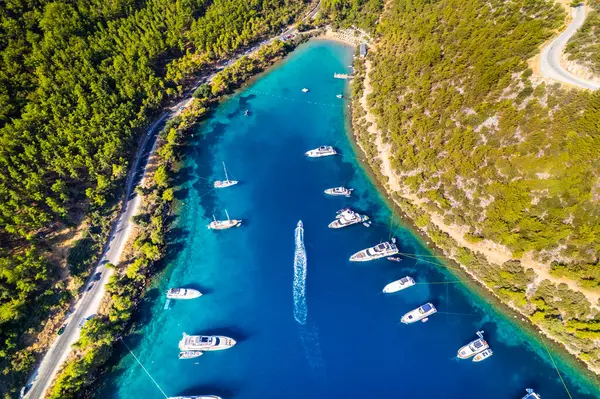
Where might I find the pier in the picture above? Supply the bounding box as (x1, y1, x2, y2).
(334, 73, 354, 79)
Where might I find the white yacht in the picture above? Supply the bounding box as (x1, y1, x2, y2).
(324, 186, 353, 197)
(382, 276, 415, 293)
(336, 94, 343, 99)
(214, 162, 238, 188)
(179, 351, 203, 359)
(302, 88, 309, 92)
(457, 331, 488, 359)
(179, 333, 237, 351)
(166, 288, 202, 300)
(207, 210, 241, 230)
(522, 389, 541, 399)
(328, 208, 369, 229)
(305, 146, 337, 157)
(168, 396, 222, 399)
(401, 302, 437, 324)
(350, 240, 398, 262)
(473, 348, 493, 362)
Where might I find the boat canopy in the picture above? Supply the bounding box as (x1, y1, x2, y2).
(421, 303, 433, 312)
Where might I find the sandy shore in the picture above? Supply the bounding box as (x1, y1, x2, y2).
(352, 57, 600, 376)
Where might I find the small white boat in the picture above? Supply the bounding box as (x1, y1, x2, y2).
(214, 162, 238, 188)
(382, 276, 415, 293)
(305, 146, 337, 157)
(336, 94, 343, 99)
(401, 302, 437, 324)
(387, 256, 402, 262)
(522, 389, 542, 399)
(350, 240, 398, 262)
(363, 221, 371, 227)
(457, 331, 488, 359)
(179, 333, 236, 351)
(179, 351, 203, 359)
(168, 396, 222, 399)
(302, 88, 309, 92)
(324, 186, 353, 197)
(207, 210, 242, 230)
(472, 348, 493, 362)
(328, 208, 369, 229)
(166, 288, 202, 300)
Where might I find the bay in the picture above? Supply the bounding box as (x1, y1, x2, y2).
(100, 40, 600, 399)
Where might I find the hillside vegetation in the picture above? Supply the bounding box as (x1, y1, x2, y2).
(566, 0, 600, 75)
(323, 0, 600, 371)
(0, 0, 306, 394)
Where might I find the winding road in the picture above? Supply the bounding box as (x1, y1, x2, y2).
(22, 4, 322, 397)
(540, 4, 600, 90)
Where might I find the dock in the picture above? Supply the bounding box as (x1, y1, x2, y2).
(334, 73, 354, 79)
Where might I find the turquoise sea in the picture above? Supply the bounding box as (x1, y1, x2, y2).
(99, 41, 600, 399)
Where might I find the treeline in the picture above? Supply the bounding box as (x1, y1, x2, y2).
(319, 0, 383, 31)
(565, 0, 600, 75)
(0, 0, 306, 395)
(48, 39, 295, 398)
(350, 0, 600, 370)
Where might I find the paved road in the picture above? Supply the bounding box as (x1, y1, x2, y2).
(23, 5, 320, 397)
(540, 4, 600, 90)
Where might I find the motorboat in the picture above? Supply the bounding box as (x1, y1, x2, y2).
(328, 208, 369, 229)
(179, 351, 203, 359)
(168, 396, 222, 399)
(207, 210, 242, 230)
(473, 348, 493, 362)
(324, 186, 353, 197)
(214, 162, 238, 188)
(302, 88, 309, 92)
(382, 276, 415, 293)
(179, 333, 236, 351)
(305, 146, 337, 157)
(166, 288, 202, 300)
(522, 389, 541, 399)
(350, 240, 398, 262)
(401, 303, 437, 324)
(457, 331, 488, 359)
(387, 256, 402, 262)
(244, 109, 249, 116)
(336, 94, 343, 98)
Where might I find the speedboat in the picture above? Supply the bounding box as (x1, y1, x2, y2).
(401, 303, 437, 324)
(214, 162, 238, 188)
(328, 208, 369, 229)
(302, 88, 309, 92)
(168, 396, 222, 399)
(179, 351, 203, 359)
(457, 331, 488, 359)
(387, 256, 402, 262)
(336, 94, 343, 98)
(473, 348, 493, 362)
(305, 146, 337, 157)
(166, 288, 202, 300)
(382, 276, 415, 293)
(324, 186, 353, 197)
(179, 333, 236, 351)
(207, 210, 241, 230)
(350, 240, 398, 262)
(522, 389, 541, 399)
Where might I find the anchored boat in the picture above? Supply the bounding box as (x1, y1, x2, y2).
(207, 210, 242, 230)
(324, 186, 353, 197)
(522, 389, 541, 399)
(179, 351, 203, 359)
(401, 302, 437, 324)
(214, 162, 238, 188)
(328, 208, 369, 229)
(473, 348, 493, 362)
(336, 94, 343, 98)
(457, 331, 488, 359)
(166, 288, 202, 300)
(302, 88, 309, 92)
(382, 276, 415, 293)
(350, 239, 398, 262)
(178, 333, 236, 351)
(305, 146, 337, 157)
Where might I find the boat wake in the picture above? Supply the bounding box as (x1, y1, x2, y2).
(299, 324, 326, 377)
(293, 221, 307, 325)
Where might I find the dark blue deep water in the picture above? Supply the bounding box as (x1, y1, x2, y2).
(101, 41, 600, 399)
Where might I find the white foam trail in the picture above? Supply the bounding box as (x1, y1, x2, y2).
(293, 220, 307, 325)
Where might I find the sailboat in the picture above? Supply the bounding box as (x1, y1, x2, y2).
(207, 209, 242, 230)
(214, 162, 238, 188)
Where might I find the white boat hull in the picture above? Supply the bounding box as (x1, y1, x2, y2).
(208, 220, 242, 230)
(473, 349, 493, 362)
(179, 351, 203, 359)
(214, 180, 238, 188)
(179, 334, 237, 351)
(457, 338, 489, 359)
(382, 277, 415, 293)
(305, 146, 337, 157)
(401, 303, 437, 324)
(166, 288, 202, 299)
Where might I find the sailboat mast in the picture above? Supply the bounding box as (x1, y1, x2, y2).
(213, 215, 217, 223)
(225, 209, 230, 221)
(222, 161, 229, 182)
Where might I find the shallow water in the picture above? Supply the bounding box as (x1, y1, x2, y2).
(100, 40, 600, 399)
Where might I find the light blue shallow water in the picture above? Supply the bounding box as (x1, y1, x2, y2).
(100, 41, 600, 399)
